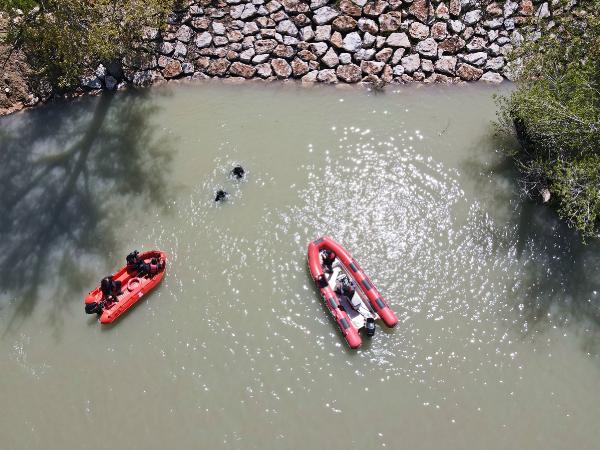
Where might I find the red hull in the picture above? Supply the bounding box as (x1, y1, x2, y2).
(307, 236, 398, 349)
(85, 250, 167, 324)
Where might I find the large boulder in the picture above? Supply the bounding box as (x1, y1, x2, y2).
(300, 26, 315, 41)
(291, 58, 310, 76)
(409, 0, 430, 22)
(81, 76, 102, 90)
(132, 70, 163, 87)
(416, 38, 438, 57)
(322, 48, 340, 67)
(240, 4, 258, 20)
(438, 36, 465, 54)
(256, 63, 273, 78)
(336, 63, 362, 82)
(333, 15, 358, 32)
(342, 32, 362, 52)
(272, 58, 292, 77)
(409, 22, 429, 39)
(276, 19, 299, 36)
(195, 32, 213, 48)
(364, 1, 388, 16)
(379, 12, 402, 32)
(434, 56, 457, 75)
(449, 0, 461, 16)
(176, 25, 192, 43)
(206, 58, 231, 76)
(358, 18, 378, 34)
(375, 47, 393, 63)
(339, 0, 362, 17)
(255, 39, 278, 54)
(361, 60, 385, 75)
(401, 54, 421, 73)
(313, 7, 339, 25)
(162, 59, 183, 78)
(461, 51, 487, 66)
(310, 42, 329, 56)
(281, 0, 309, 13)
(230, 62, 256, 78)
(315, 25, 332, 41)
(464, 10, 482, 25)
(481, 71, 504, 83)
(386, 32, 411, 48)
(431, 22, 448, 41)
(456, 63, 483, 81)
(317, 69, 338, 83)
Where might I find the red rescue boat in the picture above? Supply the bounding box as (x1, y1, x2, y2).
(307, 236, 398, 349)
(84, 250, 167, 324)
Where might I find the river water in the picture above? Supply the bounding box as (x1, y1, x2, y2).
(1, 82, 599, 449)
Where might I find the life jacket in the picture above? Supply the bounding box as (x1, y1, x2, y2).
(141, 258, 163, 276)
(147, 262, 160, 275)
(100, 277, 112, 297)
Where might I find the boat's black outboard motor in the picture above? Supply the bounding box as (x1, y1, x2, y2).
(215, 189, 228, 202)
(231, 165, 245, 180)
(85, 302, 103, 315)
(365, 317, 376, 337)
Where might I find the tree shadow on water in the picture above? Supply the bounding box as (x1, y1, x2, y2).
(514, 202, 600, 335)
(0, 90, 175, 336)
(462, 131, 600, 353)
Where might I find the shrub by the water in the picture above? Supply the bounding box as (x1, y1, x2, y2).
(496, 1, 600, 240)
(1, 0, 174, 90)
(0, 0, 37, 10)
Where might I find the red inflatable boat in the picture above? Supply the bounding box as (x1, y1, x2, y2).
(307, 236, 398, 348)
(84, 250, 167, 324)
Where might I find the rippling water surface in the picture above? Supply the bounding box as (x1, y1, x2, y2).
(1, 82, 599, 449)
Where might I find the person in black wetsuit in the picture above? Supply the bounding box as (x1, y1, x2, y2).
(126, 250, 141, 271)
(126, 251, 164, 277)
(335, 275, 356, 304)
(100, 276, 122, 304)
(321, 249, 336, 279)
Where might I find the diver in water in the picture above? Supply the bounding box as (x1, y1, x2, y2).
(231, 165, 245, 180)
(215, 189, 228, 202)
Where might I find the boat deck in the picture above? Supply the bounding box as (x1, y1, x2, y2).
(327, 262, 378, 330)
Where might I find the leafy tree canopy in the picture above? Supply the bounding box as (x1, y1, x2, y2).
(2, 0, 174, 90)
(497, 0, 600, 241)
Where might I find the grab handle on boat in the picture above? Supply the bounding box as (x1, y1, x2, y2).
(127, 277, 141, 292)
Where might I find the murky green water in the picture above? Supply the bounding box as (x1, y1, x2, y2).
(1, 81, 599, 449)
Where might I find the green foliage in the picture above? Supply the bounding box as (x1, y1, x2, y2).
(5, 0, 173, 90)
(496, 0, 600, 240)
(0, 0, 37, 11)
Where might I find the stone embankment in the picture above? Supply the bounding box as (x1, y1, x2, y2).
(82, 0, 551, 91)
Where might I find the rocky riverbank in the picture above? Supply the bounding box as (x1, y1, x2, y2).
(109, 0, 548, 88)
(1, 0, 557, 115)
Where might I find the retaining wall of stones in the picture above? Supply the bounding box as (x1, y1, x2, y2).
(85, 0, 555, 89)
